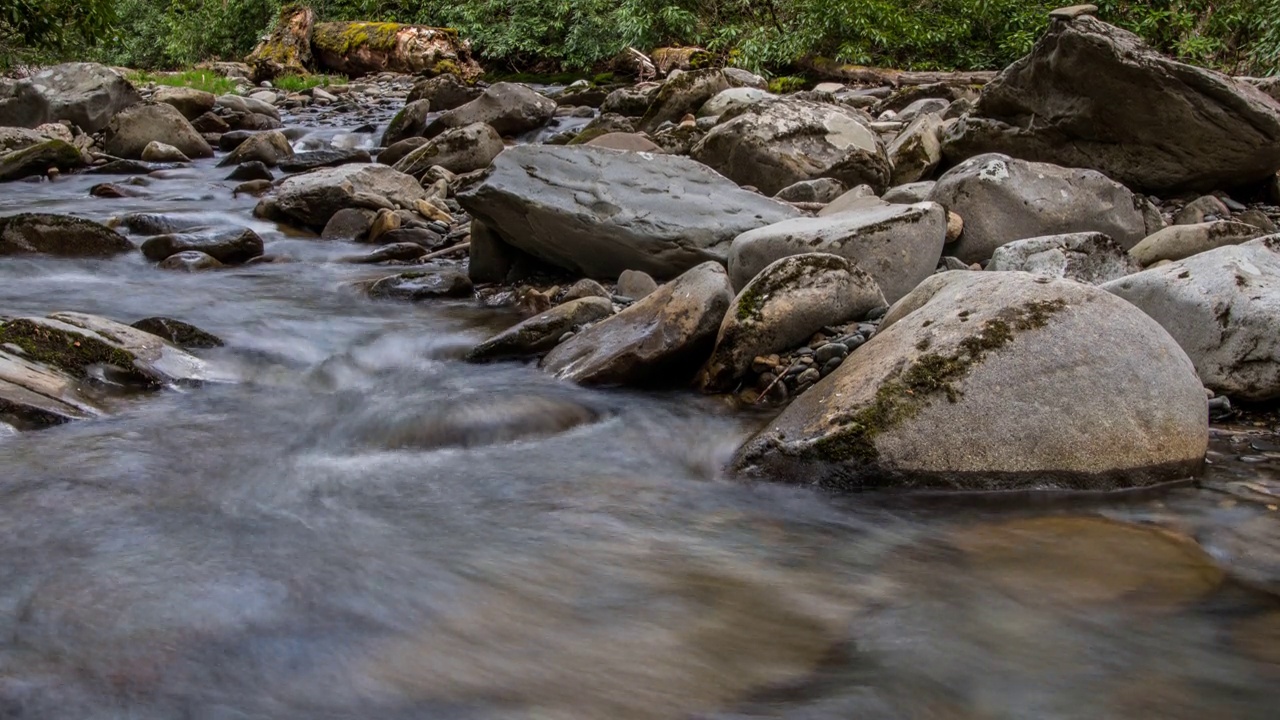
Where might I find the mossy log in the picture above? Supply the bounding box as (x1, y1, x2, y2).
(246, 6, 316, 83)
(801, 56, 997, 87)
(310, 21, 483, 80)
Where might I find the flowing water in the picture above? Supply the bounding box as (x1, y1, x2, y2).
(1, 107, 1278, 719)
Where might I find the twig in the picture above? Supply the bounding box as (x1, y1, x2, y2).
(419, 242, 470, 261)
(754, 358, 802, 405)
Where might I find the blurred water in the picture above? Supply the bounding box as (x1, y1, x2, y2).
(0, 109, 1277, 719)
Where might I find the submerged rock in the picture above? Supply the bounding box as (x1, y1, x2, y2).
(732, 271, 1207, 491)
(467, 297, 615, 362)
(130, 317, 224, 349)
(698, 253, 885, 393)
(0, 213, 130, 257)
(541, 262, 733, 386)
(1104, 236, 1280, 401)
(157, 250, 225, 272)
(368, 269, 473, 301)
(140, 227, 264, 265)
(457, 145, 800, 280)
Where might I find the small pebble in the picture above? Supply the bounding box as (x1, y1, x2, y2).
(821, 357, 844, 376)
(796, 368, 821, 386)
(815, 342, 849, 364)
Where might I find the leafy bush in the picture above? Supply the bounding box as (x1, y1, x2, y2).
(1, 0, 115, 68)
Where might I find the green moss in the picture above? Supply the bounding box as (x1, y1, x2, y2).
(767, 76, 808, 94)
(314, 21, 403, 56)
(429, 59, 462, 78)
(735, 254, 847, 322)
(0, 319, 137, 377)
(801, 299, 1066, 463)
(593, 72, 616, 84)
(688, 50, 715, 69)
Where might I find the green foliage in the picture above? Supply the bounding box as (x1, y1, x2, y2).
(126, 69, 240, 94)
(273, 73, 345, 91)
(767, 76, 807, 94)
(1, 0, 115, 68)
(9, 0, 1280, 77)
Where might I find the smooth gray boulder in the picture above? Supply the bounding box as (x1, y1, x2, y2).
(216, 94, 280, 120)
(988, 232, 1140, 284)
(882, 181, 935, 204)
(467, 297, 615, 362)
(158, 250, 225, 272)
(154, 86, 216, 120)
(697, 87, 774, 118)
(269, 164, 428, 230)
(0, 213, 130, 257)
(727, 202, 946, 303)
(942, 15, 1280, 193)
(140, 141, 189, 163)
(887, 112, 943, 185)
(392, 122, 504, 176)
(104, 102, 213, 160)
(1128, 221, 1262, 267)
(218, 130, 293, 167)
(368, 269, 474, 301)
(773, 178, 845, 204)
(1, 63, 141, 132)
(457, 145, 801, 280)
(1104, 236, 1280, 401)
(732, 271, 1208, 491)
(541, 262, 733, 386)
(928, 153, 1147, 264)
(692, 100, 890, 196)
(381, 99, 432, 146)
(140, 227, 264, 265)
(425, 82, 554, 139)
(407, 73, 482, 110)
(697, 253, 886, 392)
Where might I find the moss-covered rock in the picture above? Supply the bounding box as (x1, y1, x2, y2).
(246, 6, 315, 83)
(311, 21, 483, 80)
(0, 139, 84, 181)
(731, 271, 1209, 492)
(0, 213, 131, 257)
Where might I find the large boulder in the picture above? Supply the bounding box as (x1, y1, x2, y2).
(987, 232, 1140, 284)
(407, 73, 482, 110)
(310, 21, 483, 79)
(154, 86, 217, 120)
(467, 297, 616, 362)
(541, 262, 733, 386)
(1104, 236, 1280, 401)
(886, 113, 943, 185)
(268, 164, 428, 230)
(638, 70, 742, 133)
(424, 82, 555, 139)
(381, 99, 433, 146)
(2, 63, 141, 133)
(693, 100, 890, 196)
(697, 87, 774, 118)
(218, 130, 293, 167)
(104, 102, 213, 160)
(928, 153, 1148, 264)
(942, 14, 1280, 194)
(727, 201, 946, 303)
(392, 122, 504, 177)
(697, 253, 886, 393)
(1127, 221, 1263, 267)
(457, 145, 801, 280)
(139, 227, 265, 265)
(732, 272, 1208, 491)
(244, 5, 315, 82)
(0, 214, 130, 257)
(0, 139, 84, 181)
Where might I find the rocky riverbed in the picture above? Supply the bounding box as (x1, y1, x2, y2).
(1, 6, 1280, 718)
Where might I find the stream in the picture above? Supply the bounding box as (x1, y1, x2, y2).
(0, 103, 1278, 719)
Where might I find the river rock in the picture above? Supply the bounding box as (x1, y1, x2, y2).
(425, 83, 554, 139)
(378, 137, 430, 167)
(638, 70, 744, 133)
(887, 113, 943, 185)
(1128, 221, 1263, 267)
(583, 132, 662, 153)
(215, 94, 280, 121)
(104, 102, 213, 160)
(226, 161, 273, 182)
(269, 164, 427, 230)
(928, 153, 1147, 264)
(392, 122, 504, 176)
(1, 63, 140, 133)
(697, 254, 886, 392)
(773, 178, 845, 204)
(732, 271, 1208, 490)
(381, 99, 433, 146)
(348, 242, 428, 264)
(942, 15, 1280, 193)
(218, 130, 293, 167)
(0, 213, 130, 257)
(0, 347, 104, 427)
(882, 181, 935, 204)
(0, 139, 83, 181)
(727, 201, 946, 303)
(140, 141, 189, 163)
(468, 297, 616, 362)
(541, 262, 733, 386)
(1104, 236, 1280, 401)
(278, 148, 371, 173)
(1173, 195, 1231, 225)
(368, 269, 474, 301)
(130, 317, 224, 349)
(988, 232, 1140, 284)
(153, 86, 216, 120)
(140, 227, 264, 265)
(693, 100, 889, 196)
(0, 127, 47, 152)
(457, 145, 800, 280)
(617, 269, 659, 300)
(0, 312, 212, 388)
(310, 21, 483, 79)
(157, 250, 225, 272)
(697, 87, 774, 118)
(407, 73, 482, 110)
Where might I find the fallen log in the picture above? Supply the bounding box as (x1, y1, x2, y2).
(801, 57, 997, 87)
